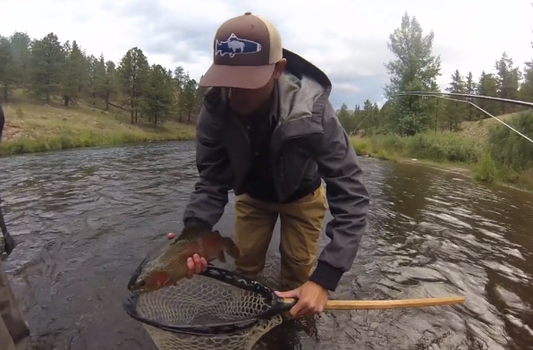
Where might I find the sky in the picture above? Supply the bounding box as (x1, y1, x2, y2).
(1, 0, 532, 109)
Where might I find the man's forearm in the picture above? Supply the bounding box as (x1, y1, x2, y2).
(183, 104, 233, 230)
(309, 174, 369, 291)
(182, 176, 230, 229)
(309, 165, 369, 291)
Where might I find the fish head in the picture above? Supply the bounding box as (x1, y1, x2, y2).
(128, 268, 173, 294)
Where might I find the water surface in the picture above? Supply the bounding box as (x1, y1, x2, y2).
(1, 141, 532, 350)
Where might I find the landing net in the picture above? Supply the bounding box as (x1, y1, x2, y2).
(123, 266, 290, 350)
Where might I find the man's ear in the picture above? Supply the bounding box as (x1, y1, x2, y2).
(273, 59, 287, 79)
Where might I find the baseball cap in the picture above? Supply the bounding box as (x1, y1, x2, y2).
(198, 12, 283, 89)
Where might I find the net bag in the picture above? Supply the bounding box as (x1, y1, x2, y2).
(122, 266, 295, 350)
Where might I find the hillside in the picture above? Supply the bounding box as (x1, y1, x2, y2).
(0, 30, 206, 158)
(0, 98, 196, 156)
(459, 112, 523, 140)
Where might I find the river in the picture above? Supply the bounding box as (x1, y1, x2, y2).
(0, 141, 532, 350)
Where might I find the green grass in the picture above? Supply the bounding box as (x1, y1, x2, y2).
(350, 117, 533, 193)
(3, 96, 532, 193)
(351, 132, 483, 163)
(0, 101, 196, 156)
(458, 112, 519, 140)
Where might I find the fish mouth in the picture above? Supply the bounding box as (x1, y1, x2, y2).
(132, 288, 150, 295)
(128, 283, 153, 295)
(127, 284, 146, 294)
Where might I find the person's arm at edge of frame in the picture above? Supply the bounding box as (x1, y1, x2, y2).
(181, 104, 233, 232)
(308, 99, 370, 292)
(0, 102, 4, 145)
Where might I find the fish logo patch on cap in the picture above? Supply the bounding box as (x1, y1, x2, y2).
(215, 33, 262, 58)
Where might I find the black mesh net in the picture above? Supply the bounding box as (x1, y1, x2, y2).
(123, 266, 291, 350)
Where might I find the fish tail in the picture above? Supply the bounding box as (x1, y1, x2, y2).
(221, 237, 240, 259)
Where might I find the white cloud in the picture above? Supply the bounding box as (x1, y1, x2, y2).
(336, 83, 363, 94)
(1, 0, 532, 108)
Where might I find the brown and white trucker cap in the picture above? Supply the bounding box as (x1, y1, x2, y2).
(198, 12, 283, 89)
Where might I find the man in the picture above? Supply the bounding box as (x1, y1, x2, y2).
(181, 12, 370, 318)
(0, 102, 31, 350)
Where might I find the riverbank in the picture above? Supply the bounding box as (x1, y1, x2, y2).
(0, 102, 196, 157)
(350, 126, 533, 193)
(3, 100, 532, 193)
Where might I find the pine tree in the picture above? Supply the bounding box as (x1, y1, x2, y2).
(116, 47, 150, 124)
(443, 70, 467, 131)
(476, 71, 500, 118)
(28, 33, 65, 103)
(464, 71, 477, 121)
(494, 52, 521, 114)
(9, 31, 31, 88)
(62, 40, 89, 106)
(0, 36, 15, 101)
(145, 64, 175, 125)
(518, 62, 533, 102)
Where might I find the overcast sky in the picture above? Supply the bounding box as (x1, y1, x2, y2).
(1, 0, 532, 109)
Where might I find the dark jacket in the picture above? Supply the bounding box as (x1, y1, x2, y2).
(183, 49, 370, 291)
(0, 103, 4, 144)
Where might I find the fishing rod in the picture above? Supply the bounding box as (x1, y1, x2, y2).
(394, 91, 533, 144)
(396, 91, 533, 108)
(350, 110, 373, 135)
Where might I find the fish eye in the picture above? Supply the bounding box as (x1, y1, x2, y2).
(137, 280, 146, 287)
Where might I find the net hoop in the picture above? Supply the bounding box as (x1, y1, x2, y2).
(122, 265, 294, 336)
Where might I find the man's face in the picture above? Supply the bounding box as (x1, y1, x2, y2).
(228, 59, 287, 116)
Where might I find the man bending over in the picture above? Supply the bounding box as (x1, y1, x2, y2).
(180, 12, 370, 318)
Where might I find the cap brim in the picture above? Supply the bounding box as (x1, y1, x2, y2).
(198, 64, 275, 89)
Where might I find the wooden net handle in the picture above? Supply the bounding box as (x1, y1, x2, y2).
(282, 296, 465, 310)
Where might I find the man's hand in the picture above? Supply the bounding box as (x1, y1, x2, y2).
(274, 281, 329, 318)
(172, 224, 210, 279)
(186, 253, 208, 279)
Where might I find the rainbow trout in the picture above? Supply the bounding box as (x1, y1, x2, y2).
(128, 227, 240, 293)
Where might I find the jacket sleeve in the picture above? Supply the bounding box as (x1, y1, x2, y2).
(308, 100, 370, 291)
(0, 103, 4, 144)
(182, 105, 233, 230)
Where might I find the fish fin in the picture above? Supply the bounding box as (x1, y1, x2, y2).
(218, 250, 227, 263)
(221, 237, 241, 260)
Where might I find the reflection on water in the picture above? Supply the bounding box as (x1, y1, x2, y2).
(0, 142, 532, 350)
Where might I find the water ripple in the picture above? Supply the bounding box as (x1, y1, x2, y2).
(0, 142, 532, 350)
